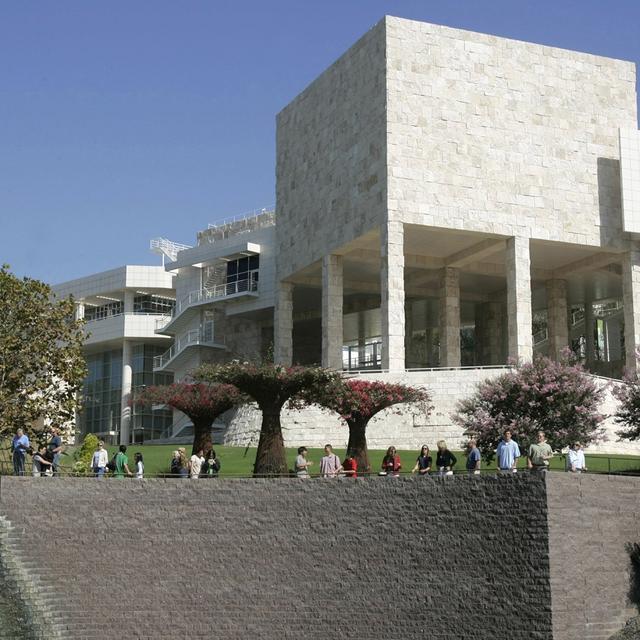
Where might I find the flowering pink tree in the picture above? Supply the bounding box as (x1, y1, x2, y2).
(134, 383, 244, 454)
(195, 362, 341, 476)
(454, 354, 605, 463)
(613, 367, 640, 441)
(300, 379, 431, 473)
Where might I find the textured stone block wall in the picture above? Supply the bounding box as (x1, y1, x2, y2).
(276, 20, 387, 279)
(0, 476, 552, 640)
(547, 474, 640, 640)
(386, 17, 637, 247)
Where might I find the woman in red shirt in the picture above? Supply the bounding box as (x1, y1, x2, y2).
(342, 451, 357, 478)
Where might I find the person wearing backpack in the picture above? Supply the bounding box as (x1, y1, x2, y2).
(319, 444, 342, 478)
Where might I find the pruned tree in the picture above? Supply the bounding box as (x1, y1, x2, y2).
(134, 383, 244, 454)
(613, 365, 640, 441)
(195, 362, 341, 476)
(0, 265, 86, 436)
(454, 354, 605, 462)
(299, 378, 431, 472)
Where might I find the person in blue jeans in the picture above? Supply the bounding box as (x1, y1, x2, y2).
(11, 428, 30, 476)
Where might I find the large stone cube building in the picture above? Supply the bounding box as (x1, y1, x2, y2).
(62, 16, 640, 450)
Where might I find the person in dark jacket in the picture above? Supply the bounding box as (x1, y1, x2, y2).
(436, 440, 457, 476)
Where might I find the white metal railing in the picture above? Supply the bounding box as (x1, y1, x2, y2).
(150, 237, 192, 262)
(153, 323, 222, 370)
(207, 206, 274, 229)
(85, 312, 171, 324)
(174, 272, 259, 316)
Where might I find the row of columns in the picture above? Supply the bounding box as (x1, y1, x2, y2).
(274, 225, 640, 373)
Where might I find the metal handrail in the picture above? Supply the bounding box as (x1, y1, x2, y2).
(153, 324, 223, 370)
(207, 206, 274, 229)
(175, 272, 259, 315)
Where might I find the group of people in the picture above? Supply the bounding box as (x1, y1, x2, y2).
(11, 427, 63, 477)
(169, 447, 221, 479)
(91, 442, 144, 478)
(292, 432, 589, 479)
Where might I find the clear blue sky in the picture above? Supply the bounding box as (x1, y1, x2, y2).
(2, 0, 639, 284)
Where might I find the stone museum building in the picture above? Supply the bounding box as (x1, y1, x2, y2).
(57, 16, 640, 449)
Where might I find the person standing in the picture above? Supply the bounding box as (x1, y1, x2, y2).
(342, 451, 358, 478)
(567, 442, 587, 473)
(189, 449, 205, 479)
(91, 441, 109, 478)
(114, 445, 132, 478)
(204, 449, 221, 477)
(466, 440, 481, 475)
(177, 448, 189, 478)
(319, 444, 342, 478)
(496, 430, 520, 473)
(381, 446, 402, 477)
(11, 428, 30, 476)
(32, 445, 53, 477)
(294, 447, 313, 478)
(436, 440, 457, 476)
(528, 431, 553, 474)
(134, 452, 144, 479)
(412, 445, 432, 475)
(47, 427, 63, 476)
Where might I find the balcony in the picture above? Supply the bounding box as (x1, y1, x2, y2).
(342, 342, 383, 371)
(153, 324, 225, 372)
(84, 313, 173, 345)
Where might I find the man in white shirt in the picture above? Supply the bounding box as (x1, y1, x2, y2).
(91, 441, 109, 478)
(567, 442, 587, 473)
(189, 449, 205, 479)
(319, 444, 342, 478)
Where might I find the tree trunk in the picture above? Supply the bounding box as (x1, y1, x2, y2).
(347, 419, 370, 474)
(253, 407, 288, 477)
(192, 418, 213, 456)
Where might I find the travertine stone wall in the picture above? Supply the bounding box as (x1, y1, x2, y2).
(276, 20, 387, 279)
(380, 220, 405, 370)
(622, 249, 640, 372)
(546, 279, 569, 360)
(274, 282, 293, 365)
(439, 267, 461, 366)
(385, 17, 636, 247)
(219, 369, 640, 456)
(321, 255, 343, 370)
(547, 474, 640, 640)
(506, 236, 533, 361)
(0, 476, 552, 640)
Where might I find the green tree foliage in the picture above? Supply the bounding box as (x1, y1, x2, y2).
(134, 383, 244, 454)
(73, 433, 100, 476)
(454, 354, 604, 463)
(613, 365, 640, 441)
(195, 362, 341, 476)
(0, 265, 86, 435)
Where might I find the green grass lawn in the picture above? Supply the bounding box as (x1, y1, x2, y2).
(39, 444, 640, 478)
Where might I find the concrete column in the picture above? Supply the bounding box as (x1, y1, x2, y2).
(120, 339, 133, 445)
(321, 254, 343, 370)
(584, 293, 595, 366)
(124, 290, 134, 314)
(74, 300, 85, 321)
(506, 237, 533, 363)
(486, 302, 504, 364)
(439, 267, 460, 367)
(274, 282, 294, 366)
(622, 249, 640, 373)
(546, 279, 569, 361)
(474, 303, 488, 365)
(381, 220, 405, 371)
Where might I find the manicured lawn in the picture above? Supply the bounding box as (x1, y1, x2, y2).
(36, 444, 640, 477)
